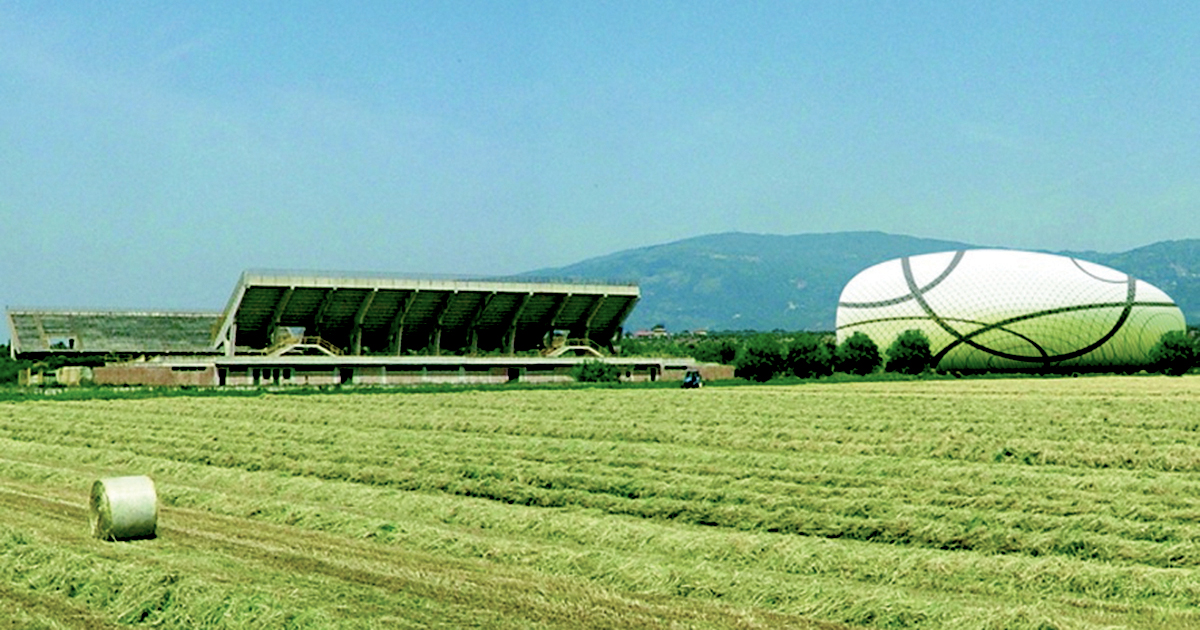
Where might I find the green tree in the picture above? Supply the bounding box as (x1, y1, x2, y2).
(0, 344, 30, 385)
(1149, 330, 1197, 376)
(836, 332, 881, 376)
(785, 333, 833, 378)
(885, 329, 934, 375)
(620, 336, 692, 358)
(571, 360, 623, 383)
(692, 338, 738, 364)
(735, 334, 784, 382)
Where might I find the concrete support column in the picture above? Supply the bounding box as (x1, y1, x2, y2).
(269, 287, 294, 344)
(542, 294, 572, 349)
(468, 292, 496, 354)
(389, 292, 415, 355)
(431, 292, 455, 356)
(351, 289, 377, 355)
(313, 289, 338, 340)
(577, 295, 606, 344)
(505, 294, 531, 355)
(607, 297, 640, 353)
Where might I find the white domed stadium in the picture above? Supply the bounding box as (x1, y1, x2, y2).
(835, 249, 1185, 371)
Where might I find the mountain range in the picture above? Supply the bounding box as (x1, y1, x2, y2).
(525, 232, 1200, 332)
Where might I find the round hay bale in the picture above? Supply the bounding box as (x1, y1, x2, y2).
(90, 476, 157, 541)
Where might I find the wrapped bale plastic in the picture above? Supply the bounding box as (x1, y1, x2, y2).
(90, 476, 158, 541)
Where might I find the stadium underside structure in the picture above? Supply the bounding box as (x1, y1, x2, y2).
(7, 271, 738, 386)
(215, 272, 640, 357)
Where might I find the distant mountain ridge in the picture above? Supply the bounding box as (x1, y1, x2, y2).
(524, 232, 1200, 332)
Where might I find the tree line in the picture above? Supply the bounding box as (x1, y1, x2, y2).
(621, 329, 1200, 382)
(4, 331, 1197, 387)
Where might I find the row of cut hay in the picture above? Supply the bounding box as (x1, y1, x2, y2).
(19, 384, 1200, 470)
(9, 390, 1200, 565)
(5, 378, 1200, 628)
(5, 434, 1200, 629)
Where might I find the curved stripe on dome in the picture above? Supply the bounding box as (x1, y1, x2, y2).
(1071, 257, 1128, 285)
(838, 250, 965, 309)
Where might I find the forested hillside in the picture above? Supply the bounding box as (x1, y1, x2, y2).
(526, 232, 1200, 332)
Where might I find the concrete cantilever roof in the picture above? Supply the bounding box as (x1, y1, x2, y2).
(214, 271, 640, 356)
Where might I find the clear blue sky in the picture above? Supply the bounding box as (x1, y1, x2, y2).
(3, 1, 1200, 332)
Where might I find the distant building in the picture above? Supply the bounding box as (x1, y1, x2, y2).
(631, 325, 669, 339)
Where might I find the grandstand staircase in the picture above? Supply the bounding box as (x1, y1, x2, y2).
(541, 338, 604, 358)
(263, 335, 342, 357)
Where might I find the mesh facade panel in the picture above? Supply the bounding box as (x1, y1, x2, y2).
(835, 249, 1185, 370)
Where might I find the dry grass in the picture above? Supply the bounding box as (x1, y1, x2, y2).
(1, 375, 1199, 628)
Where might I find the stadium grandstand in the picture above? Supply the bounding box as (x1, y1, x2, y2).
(215, 271, 640, 357)
(7, 270, 732, 387)
(6, 309, 221, 358)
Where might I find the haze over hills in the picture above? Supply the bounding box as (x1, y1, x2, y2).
(524, 232, 1200, 332)
(4, 232, 1196, 349)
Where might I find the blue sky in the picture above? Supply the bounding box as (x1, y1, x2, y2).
(3, 1, 1200, 334)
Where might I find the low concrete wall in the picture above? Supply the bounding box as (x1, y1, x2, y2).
(93, 364, 216, 387)
(86, 358, 733, 388)
(697, 364, 736, 381)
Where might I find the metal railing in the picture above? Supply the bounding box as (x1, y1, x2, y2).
(541, 338, 605, 357)
(262, 335, 342, 356)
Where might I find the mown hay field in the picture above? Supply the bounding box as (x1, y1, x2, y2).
(2, 377, 1200, 629)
